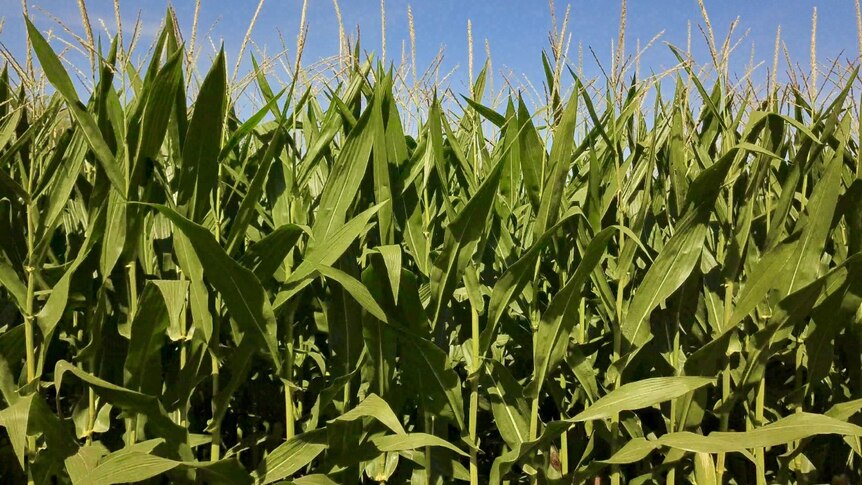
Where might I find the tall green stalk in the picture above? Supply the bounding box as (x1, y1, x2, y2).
(424, 413, 434, 483)
(126, 262, 138, 445)
(178, 305, 188, 427)
(24, 165, 37, 485)
(755, 377, 766, 485)
(210, 350, 221, 459)
(716, 280, 734, 481)
(211, 173, 225, 461)
(469, 305, 480, 485)
(610, 239, 627, 485)
(610, 115, 627, 485)
(284, 313, 296, 440)
(667, 331, 681, 485)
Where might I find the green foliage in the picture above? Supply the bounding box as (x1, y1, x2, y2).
(2, 11, 862, 485)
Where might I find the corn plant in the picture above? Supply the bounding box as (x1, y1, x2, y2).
(1, 6, 862, 484)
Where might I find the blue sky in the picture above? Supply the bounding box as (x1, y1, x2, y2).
(1, 1, 859, 99)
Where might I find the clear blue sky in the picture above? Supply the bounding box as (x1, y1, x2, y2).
(1, 1, 859, 99)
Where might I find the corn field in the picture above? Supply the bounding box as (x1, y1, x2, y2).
(2, 3, 862, 484)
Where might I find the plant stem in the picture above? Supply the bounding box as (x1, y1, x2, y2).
(425, 412, 434, 483)
(87, 386, 96, 444)
(210, 352, 221, 459)
(24, 253, 36, 386)
(178, 294, 189, 427)
(611, 273, 626, 485)
(578, 298, 586, 344)
(609, 385, 621, 485)
(529, 396, 539, 442)
(126, 262, 138, 445)
(284, 312, 296, 440)
(285, 382, 295, 438)
(469, 305, 480, 485)
(716, 280, 734, 481)
(755, 376, 766, 485)
(791, 345, 805, 478)
(610, 156, 627, 485)
(527, 264, 542, 483)
(127, 262, 138, 316)
(560, 429, 568, 476)
(211, 294, 224, 459)
(527, 396, 540, 483)
(857, 102, 862, 180)
(24, 166, 37, 485)
(72, 311, 98, 444)
(667, 333, 680, 485)
(211, 173, 224, 461)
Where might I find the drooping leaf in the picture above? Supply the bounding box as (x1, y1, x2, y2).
(252, 430, 328, 484)
(571, 377, 714, 422)
(147, 204, 281, 372)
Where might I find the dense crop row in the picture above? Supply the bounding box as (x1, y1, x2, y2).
(1, 5, 862, 484)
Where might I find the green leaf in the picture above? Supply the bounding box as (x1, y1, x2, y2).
(328, 393, 406, 435)
(483, 361, 530, 449)
(239, 223, 306, 281)
(429, 157, 505, 327)
(290, 475, 339, 485)
(54, 361, 186, 447)
(313, 263, 389, 323)
(177, 48, 227, 222)
(173, 223, 214, 343)
(370, 81, 394, 244)
(374, 245, 402, 304)
(489, 421, 570, 484)
(123, 283, 169, 392)
(252, 429, 328, 484)
(480, 209, 583, 356)
(276, 203, 384, 309)
(0, 393, 79, 471)
(220, 86, 287, 159)
(526, 226, 616, 398)
(67, 439, 251, 485)
(371, 433, 467, 456)
(41, 130, 88, 234)
(732, 127, 846, 328)
(225, 127, 285, 255)
(516, 96, 544, 211)
(657, 412, 862, 454)
(533, 87, 578, 237)
(25, 17, 126, 195)
(400, 332, 466, 430)
(600, 437, 657, 465)
(151, 279, 190, 342)
(571, 377, 714, 422)
(622, 146, 743, 347)
(621, 212, 707, 347)
(693, 452, 718, 485)
(311, 91, 378, 243)
(100, 188, 126, 277)
(462, 96, 506, 127)
(0, 254, 25, 311)
(36, 242, 93, 339)
(135, 47, 184, 166)
(146, 204, 281, 372)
